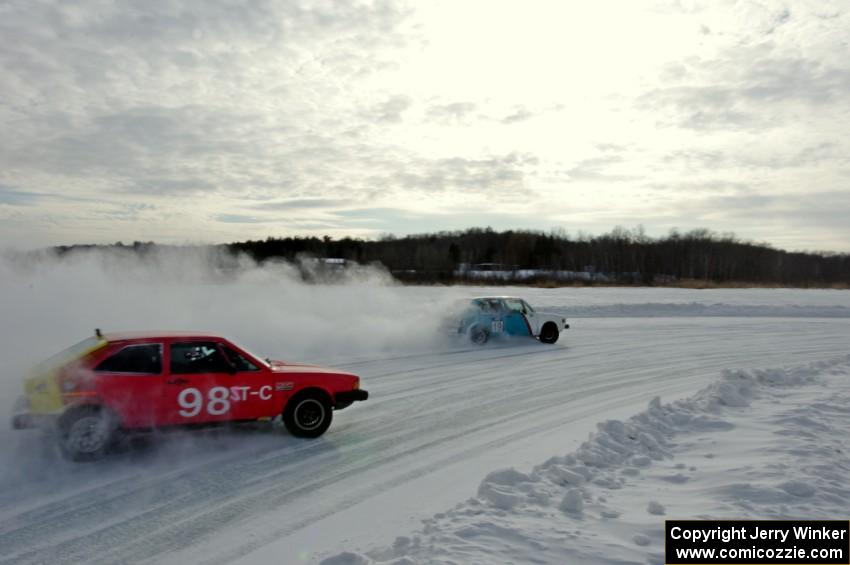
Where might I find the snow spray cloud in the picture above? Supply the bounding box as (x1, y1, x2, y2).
(0, 247, 459, 412)
(0, 247, 466, 484)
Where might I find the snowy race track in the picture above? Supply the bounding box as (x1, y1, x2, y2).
(3, 297, 850, 564)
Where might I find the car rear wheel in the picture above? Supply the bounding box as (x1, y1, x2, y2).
(539, 322, 559, 344)
(469, 325, 489, 345)
(58, 406, 117, 462)
(283, 391, 333, 438)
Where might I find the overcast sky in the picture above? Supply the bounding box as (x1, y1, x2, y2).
(1, 0, 849, 251)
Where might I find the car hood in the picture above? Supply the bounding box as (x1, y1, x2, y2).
(268, 360, 357, 378)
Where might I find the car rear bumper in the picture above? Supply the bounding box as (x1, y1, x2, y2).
(12, 412, 57, 430)
(334, 389, 369, 410)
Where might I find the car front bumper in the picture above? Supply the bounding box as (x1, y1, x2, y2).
(12, 413, 32, 429)
(334, 389, 369, 410)
(11, 396, 61, 430)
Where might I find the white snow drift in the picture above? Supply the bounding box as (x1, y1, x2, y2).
(325, 356, 850, 564)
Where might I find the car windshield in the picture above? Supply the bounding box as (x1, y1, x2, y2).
(477, 299, 503, 312)
(227, 339, 271, 368)
(504, 299, 525, 312)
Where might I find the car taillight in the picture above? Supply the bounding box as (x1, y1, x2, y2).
(353, 379, 360, 390)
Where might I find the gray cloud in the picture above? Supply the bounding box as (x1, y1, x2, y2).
(645, 179, 752, 195)
(362, 95, 413, 124)
(391, 153, 538, 198)
(641, 51, 850, 131)
(216, 214, 269, 224)
(651, 189, 850, 251)
(425, 102, 477, 123)
(129, 177, 219, 195)
(251, 198, 353, 210)
(662, 141, 845, 171)
(564, 155, 639, 183)
(91, 203, 157, 222)
(501, 107, 534, 124)
(332, 206, 555, 235)
(424, 103, 538, 126)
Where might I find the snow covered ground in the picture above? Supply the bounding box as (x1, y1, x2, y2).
(1, 256, 849, 564)
(323, 356, 850, 565)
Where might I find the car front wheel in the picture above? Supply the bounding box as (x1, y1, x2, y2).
(283, 391, 333, 438)
(469, 324, 489, 345)
(58, 406, 117, 462)
(539, 322, 559, 344)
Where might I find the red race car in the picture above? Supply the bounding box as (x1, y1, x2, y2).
(12, 330, 368, 461)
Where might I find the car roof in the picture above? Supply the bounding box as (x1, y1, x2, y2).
(103, 330, 224, 342)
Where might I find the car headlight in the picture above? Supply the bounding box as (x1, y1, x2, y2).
(13, 396, 30, 412)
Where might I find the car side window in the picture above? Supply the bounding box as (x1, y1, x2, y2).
(170, 342, 233, 374)
(95, 344, 162, 374)
(221, 345, 259, 372)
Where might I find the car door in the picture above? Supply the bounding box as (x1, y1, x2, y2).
(217, 342, 281, 420)
(160, 340, 237, 426)
(94, 342, 164, 428)
(519, 299, 540, 335)
(502, 299, 533, 337)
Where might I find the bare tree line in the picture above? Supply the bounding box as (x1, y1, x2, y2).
(225, 226, 849, 286)
(51, 226, 850, 286)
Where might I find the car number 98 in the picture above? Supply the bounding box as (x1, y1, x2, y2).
(177, 386, 273, 417)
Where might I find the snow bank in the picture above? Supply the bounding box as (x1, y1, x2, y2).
(323, 355, 850, 565)
(438, 285, 850, 319)
(562, 302, 850, 318)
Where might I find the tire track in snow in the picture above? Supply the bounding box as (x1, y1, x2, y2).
(2, 318, 850, 564)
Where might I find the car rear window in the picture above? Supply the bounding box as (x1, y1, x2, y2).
(33, 336, 107, 374)
(96, 344, 162, 374)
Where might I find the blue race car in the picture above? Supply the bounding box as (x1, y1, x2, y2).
(455, 296, 569, 345)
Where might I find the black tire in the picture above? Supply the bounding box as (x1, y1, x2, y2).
(58, 406, 117, 462)
(469, 324, 489, 345)
(283, 391, 333, 438)
(539, 322, 559, 344)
